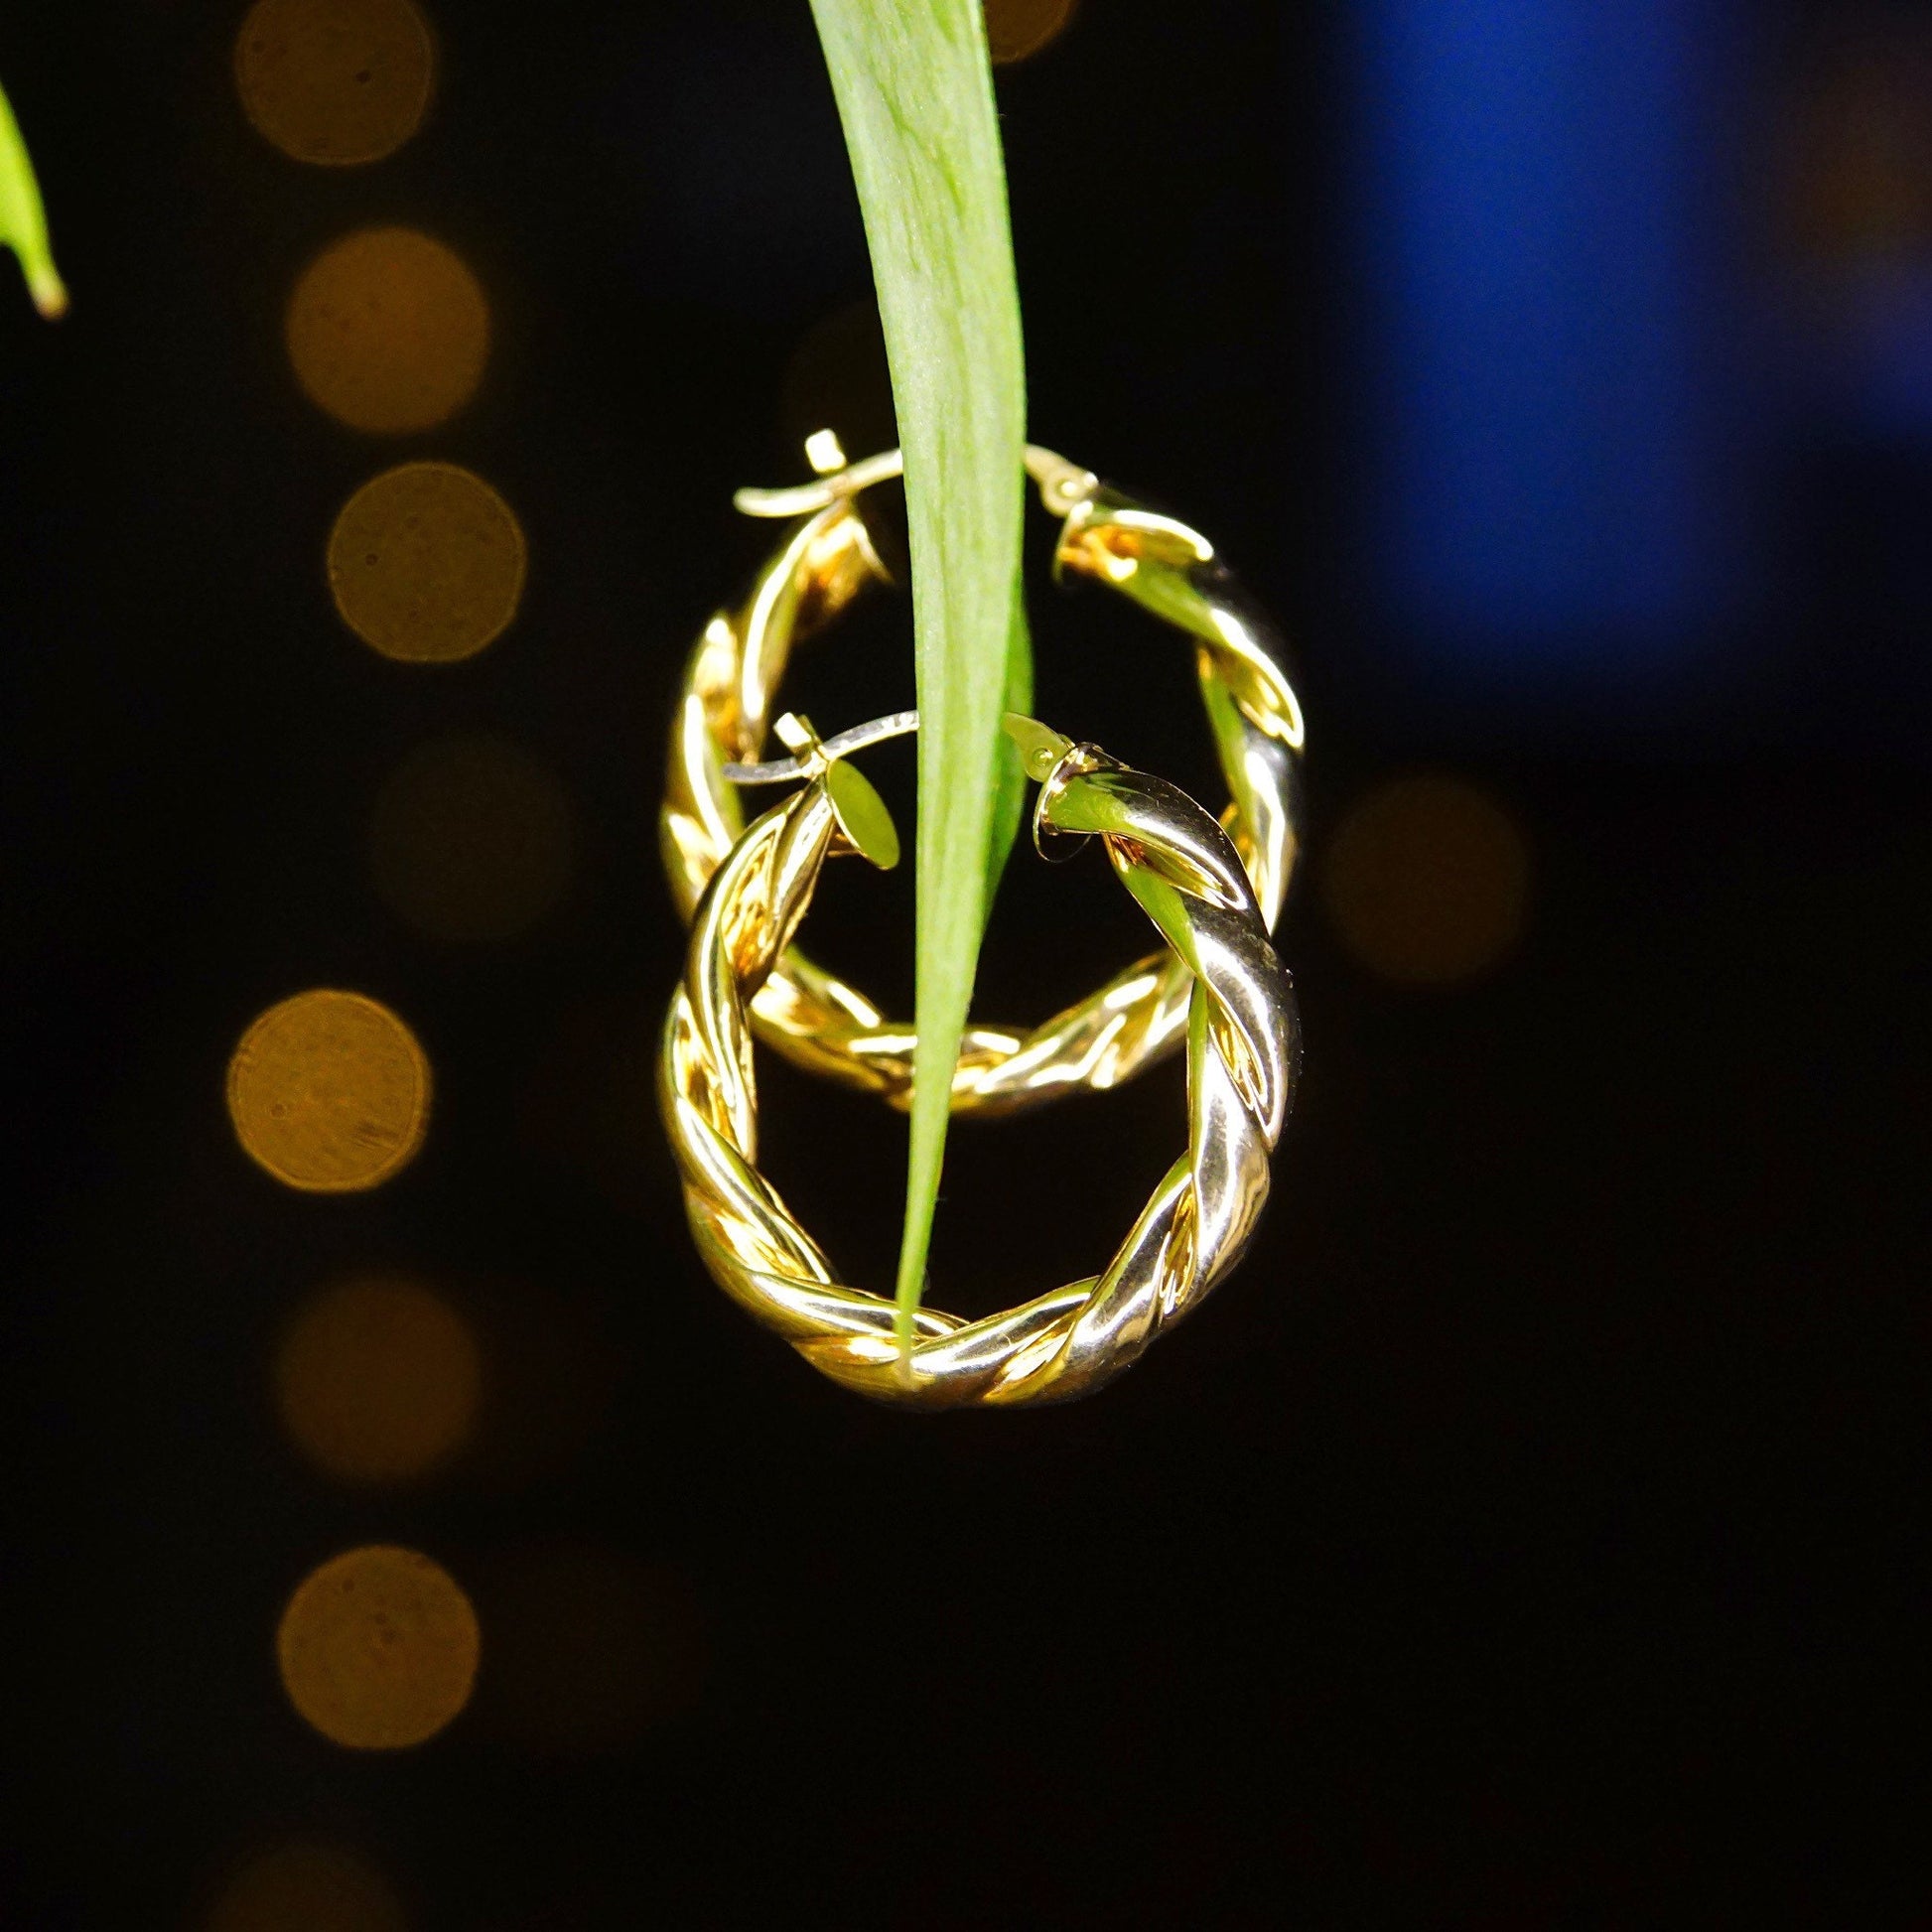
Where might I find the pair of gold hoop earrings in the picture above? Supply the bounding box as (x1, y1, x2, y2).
(657, 437, 1305, 1409)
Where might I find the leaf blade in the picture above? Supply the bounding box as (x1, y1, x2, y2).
(806, 0, 1029, 1350)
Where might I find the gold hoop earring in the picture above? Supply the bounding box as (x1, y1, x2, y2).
(660, 437, 1305, 1116)
(658, 711, 1299, 1410)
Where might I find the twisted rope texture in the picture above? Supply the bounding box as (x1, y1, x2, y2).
(660, 483, 1303, 1115)
(659, 745, 1298, 1409)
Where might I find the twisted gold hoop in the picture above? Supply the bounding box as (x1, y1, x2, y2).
(658, 713, 1299, 1410)
(660, 439, 1305, 1116)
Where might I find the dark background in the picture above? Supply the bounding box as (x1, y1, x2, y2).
(2, 0, 1925, 1923)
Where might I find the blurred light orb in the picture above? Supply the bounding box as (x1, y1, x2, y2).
(1788, 25, 1932, 263)
(287, 227, 488, 433)
(277, 1274, 482, 1483)
(480, 1543, 705, 1755)
(277, 1545, 479, 1748)
(461, 1277, 614, 1489)
(227, 989, 431, 1192)
(985, 0, 1079, 65)
(234, 0, 435, 167)
(206, 1838, 407, 1932)
(328, 461, 526, 664)
(780, 300, 897, 461)
(1322, 774, 1530, 987)
(370, 734, 573, 942)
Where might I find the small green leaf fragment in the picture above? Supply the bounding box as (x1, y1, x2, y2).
(981, 574, 1035, 902)
(1002, 712, 1073, 781)
(827, 759, 900, 871)
(0, 75, 65, 319)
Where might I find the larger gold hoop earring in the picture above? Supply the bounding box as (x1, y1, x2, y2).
(658, 711, 1299, 1410)
(659, 438, 1305, 1116)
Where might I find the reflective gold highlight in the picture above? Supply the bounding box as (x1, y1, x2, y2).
(328, 461, 525, 664)
(985, 0, 1079, 66)
(665, 451, 1302, 1114)
(206, 1838, 407, 1932)
(235, 0, 435, 167)
(287, 227, 487, 433)
(227, 989, 431, 1192)
(277, 1545, 479, 1748)
(661, 730, 1298, 1406)
(1322, 774, 1531, 987)
(276, 1275, 482, 1483)
(369, 734, 572, 942)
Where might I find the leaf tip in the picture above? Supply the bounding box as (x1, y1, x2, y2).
(1002, 711, 1071, 781)
(826, 759, 900, 871)
(27, 261, 66, 320)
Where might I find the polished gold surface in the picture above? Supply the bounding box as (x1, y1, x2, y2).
(660, 442, 1304, 1116)
(658, 717, 1298, 1409)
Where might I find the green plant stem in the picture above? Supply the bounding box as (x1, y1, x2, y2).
(807, 0, 1030, 1355)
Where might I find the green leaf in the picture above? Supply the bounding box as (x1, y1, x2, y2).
(807, 0, 1030, 1355)
(985, 564, 1034, 900)
(0, 75, 65, 318)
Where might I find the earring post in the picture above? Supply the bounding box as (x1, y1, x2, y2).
(732, 443, 1097, 521)
(721, 709, 922, 785)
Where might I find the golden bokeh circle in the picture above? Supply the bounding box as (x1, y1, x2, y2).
(328, 462, 526, 663)
(369, 734, 574, 942)
(206, 1838, 408, 1932)
(277, 1545, 480, 1749)
(780, 301, 897, 461)
(985, 0, 1080, 65)
(235, 0, 435, 167)
(287, 227, 488, 434)
(1322, 774, 1531, 987)
(227, 989, 431, 1192)
(276, 1275, 483, 1483)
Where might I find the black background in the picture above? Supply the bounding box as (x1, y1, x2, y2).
(3, 1, 1924, 1924)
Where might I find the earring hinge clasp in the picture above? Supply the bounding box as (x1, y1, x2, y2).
(721, 710, 921, 785)
(733, 443, 1098, 522)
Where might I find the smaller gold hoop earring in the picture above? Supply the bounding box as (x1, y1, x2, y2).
(658, 710, 1299, 1410)
(660, 436, 1305, 1117)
